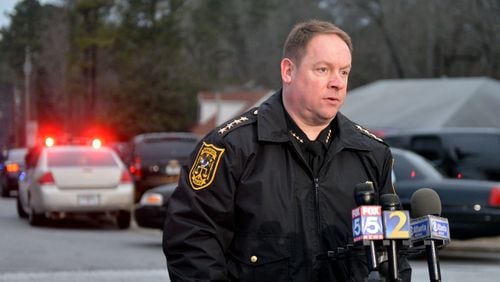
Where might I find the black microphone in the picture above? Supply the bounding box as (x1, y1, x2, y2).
(352, 181, 384, 280)
(410, 188, 451, 282)
(380, 194, 411, 282)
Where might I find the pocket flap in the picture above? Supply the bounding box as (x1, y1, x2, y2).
(228, 234, 291, 266)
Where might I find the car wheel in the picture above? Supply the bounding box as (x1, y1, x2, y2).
(0, 184, 9, 197)
(16, 196, 28, 218)
(116, 210, 131, 229)
(28, 205, 45, 226)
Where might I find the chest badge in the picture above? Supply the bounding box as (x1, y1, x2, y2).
(189, 142, 225, 190)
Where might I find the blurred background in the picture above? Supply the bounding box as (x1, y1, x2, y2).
(0, 0, 499, 148)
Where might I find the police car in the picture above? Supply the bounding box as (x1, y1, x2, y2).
(17, 136, 134, 229)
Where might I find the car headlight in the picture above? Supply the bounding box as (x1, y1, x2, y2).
(139, 193, 163, 206)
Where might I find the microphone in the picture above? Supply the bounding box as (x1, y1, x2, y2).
(410, 188, 451, 282)
(352, 181, 384, 279)
(380, 194, 411, 282)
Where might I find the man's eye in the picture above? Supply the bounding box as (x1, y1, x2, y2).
(317, 67, 328, 73)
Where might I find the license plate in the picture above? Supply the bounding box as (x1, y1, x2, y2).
(77, 194, 100, 206)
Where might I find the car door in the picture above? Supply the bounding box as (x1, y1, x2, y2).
(18, 162, 35, 213)
(18, 147, 43, 212)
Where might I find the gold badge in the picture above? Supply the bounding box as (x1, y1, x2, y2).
(189, 142, 225, 190)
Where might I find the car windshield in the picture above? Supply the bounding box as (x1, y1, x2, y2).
(47, 149, 118, 167)
(392, 149, 444, 181)
(136, 139, 197, 159)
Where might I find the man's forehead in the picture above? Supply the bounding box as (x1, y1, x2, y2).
(304, 35, 352, 63)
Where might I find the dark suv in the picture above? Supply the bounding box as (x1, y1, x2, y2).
(383, 128, 500, 181)
(1, 147, 28, 197)
(127, 132, 198, 201)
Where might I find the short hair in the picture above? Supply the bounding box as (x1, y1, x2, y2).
(283, 19, 352, 65)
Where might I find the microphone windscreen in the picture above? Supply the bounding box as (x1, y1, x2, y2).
(354, 181, 375, 205)
(380, 193, 400, 210)
(410, 188, 442, 218)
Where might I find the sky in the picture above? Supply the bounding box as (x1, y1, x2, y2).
(0, 0, 55, 29)
(0, 0, 20, 28)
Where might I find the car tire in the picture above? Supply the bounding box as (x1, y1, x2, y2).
(28, 205, 45, 226)
(116, 210, 131, 229)
(1, 184, 9, 197)
(16, 196, 28, 218)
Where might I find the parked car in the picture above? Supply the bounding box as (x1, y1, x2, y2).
(1, 147, 28, 197)
(391, 147, 500, 239)
(134, 183, 177, 229)
(17, 143, 134, 229)
(127, 132, 198, 201)
(383, 127, 500, 181)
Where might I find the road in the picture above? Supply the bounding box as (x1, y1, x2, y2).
(1, 197, 499, 281)
(0, 197, 169, 282)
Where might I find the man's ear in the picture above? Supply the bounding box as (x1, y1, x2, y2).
(281, 58, 293, 84)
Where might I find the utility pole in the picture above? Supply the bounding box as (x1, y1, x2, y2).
(23, 46, 36, 147)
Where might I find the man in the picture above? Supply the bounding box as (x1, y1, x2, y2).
(163, 20, 411, 281)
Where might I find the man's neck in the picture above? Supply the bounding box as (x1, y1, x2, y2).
(296, 121, 330, 141)
(285, 110, 331, 141)
(282, 91, 333, 141)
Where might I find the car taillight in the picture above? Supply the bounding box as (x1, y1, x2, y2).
(489, 186, 500, 207)
(6, 163, 20, 173)
(38, 172, 55, 184)
(129, 156, 142, 179)
(120, 170, 132, 183)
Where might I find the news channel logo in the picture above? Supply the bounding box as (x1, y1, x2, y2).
(383, 210, 411, 239)
(352, 206, 384, 242)
(411, 215, 450, 240)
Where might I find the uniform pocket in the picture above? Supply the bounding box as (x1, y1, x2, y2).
(227, 234, 291, 282)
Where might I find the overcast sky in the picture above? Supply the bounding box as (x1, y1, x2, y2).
(0, 0, 19, 28)
(0, 0, 56, 29)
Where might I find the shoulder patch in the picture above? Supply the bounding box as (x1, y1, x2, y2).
(217, 111, 257, 136)
(189, 142, 225, 190)
(355, 124, 385, 143)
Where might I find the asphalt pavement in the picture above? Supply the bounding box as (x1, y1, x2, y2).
(444, 236, 500, 253)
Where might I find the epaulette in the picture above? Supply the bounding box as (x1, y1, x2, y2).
(354, 124, 385, 144)
(217, 108, 258, 137)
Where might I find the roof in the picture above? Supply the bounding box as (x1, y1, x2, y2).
(191, 89, 273, 137)
(132, 132, 198, 143)
(341, 77, 500, 131)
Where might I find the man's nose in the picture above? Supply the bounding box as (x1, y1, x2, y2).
(328, 73, 346, 89)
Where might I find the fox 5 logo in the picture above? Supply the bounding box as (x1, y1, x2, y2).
(353, 215, 383, 238)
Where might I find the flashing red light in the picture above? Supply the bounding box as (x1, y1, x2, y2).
(457, 173, 463, 179)
(38, 172, 55, 184)
(45, 137, 55, 147)
(410, 170, 416, 179)
(6, 163, 20, 173)
(489, 186, 500, 207)
(91, 138, 102, 148)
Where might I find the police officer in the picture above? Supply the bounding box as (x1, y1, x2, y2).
(163, 20, 411, 281)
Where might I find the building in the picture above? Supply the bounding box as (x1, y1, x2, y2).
(341, 77, 500, 132)
(191, 89, 273, 137)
